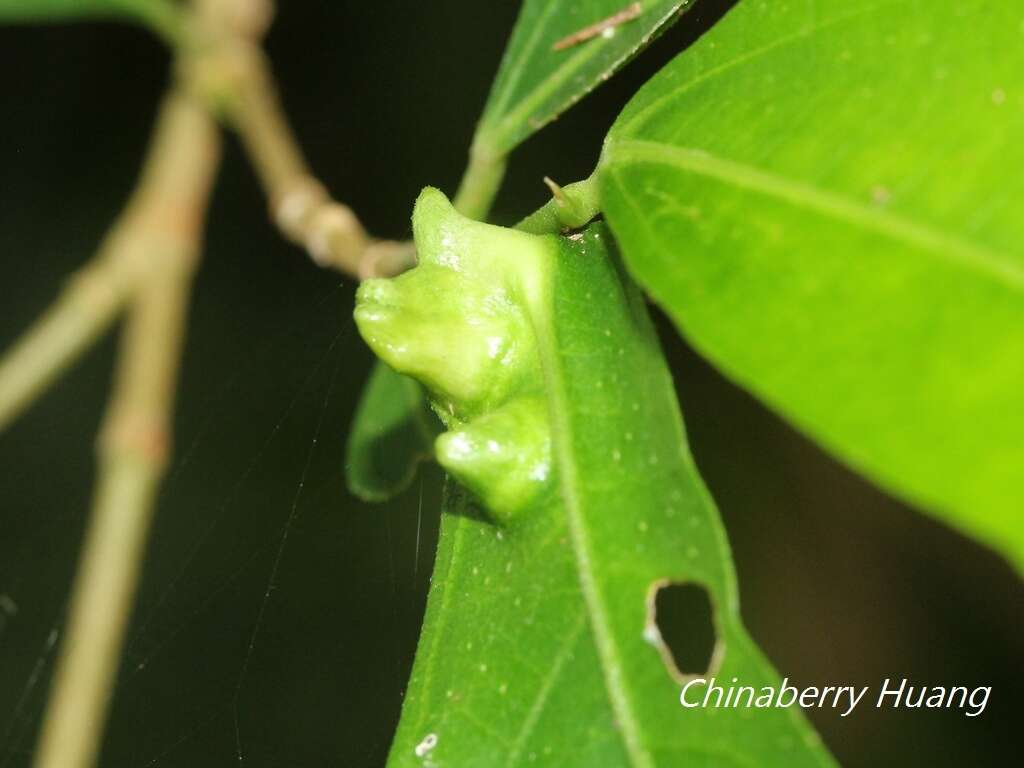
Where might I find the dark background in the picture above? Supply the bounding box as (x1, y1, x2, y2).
(0, 2, 1020, 766)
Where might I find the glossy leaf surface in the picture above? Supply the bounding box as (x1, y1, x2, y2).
(345, 363, 440, 502)
(600, 0, 1024, 569)
(356, 193, 833, 767)
(476, 0, 695, 155)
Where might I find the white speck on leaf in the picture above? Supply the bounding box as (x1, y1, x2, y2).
(643, 622, 662, 646)
(415, 733, 438, 758)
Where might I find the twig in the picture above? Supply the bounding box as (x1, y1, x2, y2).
(18, 3, 419, 767)
(0, 78, 220, 433)
(0, 257, 123, 433)
(189, 35, 416, 277)
(452, 135, 507, 222)
(31, 90, 221, 768)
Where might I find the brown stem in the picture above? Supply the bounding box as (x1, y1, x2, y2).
(31, 90, 221, 768)
(194, 39, 416, 277)
(0, 85, 219, 433)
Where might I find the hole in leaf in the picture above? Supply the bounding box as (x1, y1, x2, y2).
(645, 580, 720, 681)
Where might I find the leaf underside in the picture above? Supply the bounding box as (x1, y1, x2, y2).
(386, 225, 833, 767)
(345, 363, 440, 503)
(600, 0, 1024, 570)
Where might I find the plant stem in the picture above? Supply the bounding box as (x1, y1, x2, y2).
(205, 40, 415, 276)
(0, 263, 123, 433)
(0, 84, 219, 434)
(19, 3, 425, 766)
(31, 90, 221, 768)
(452, 135, 507, 221)
(515, 173, 601, 234)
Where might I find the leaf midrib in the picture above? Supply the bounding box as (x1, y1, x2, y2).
(485, 0, 563, 122)
(529, 290, 655, 768)
(482, 2, 692, 151)
(604, 139, 1024, 289)
(485, 32, 610, 150)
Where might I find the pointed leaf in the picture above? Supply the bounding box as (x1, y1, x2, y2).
(599, 0, 1024, 570)
(476, 0, 696, 155)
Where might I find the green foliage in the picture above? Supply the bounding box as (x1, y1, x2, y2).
(345, 363, 440, 502)
(599, 0, 1024, 569)
(0, 0, 182, 40)
(475, 0, 696, 155)
(356, 191, 832, 767)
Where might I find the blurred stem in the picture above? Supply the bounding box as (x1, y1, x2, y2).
(16, 3, 431, 761)
(0, 88, 220, 434)
(32, 91, 221, 768)
(198, 35, 416, 277)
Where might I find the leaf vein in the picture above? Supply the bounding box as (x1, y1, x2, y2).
(606, 139, 1024, 289)
(505, 613, 586, 767)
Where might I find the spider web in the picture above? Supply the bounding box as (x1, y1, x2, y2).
(0, 275, 440, 767)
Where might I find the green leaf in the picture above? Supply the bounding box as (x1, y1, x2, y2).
(454, 0, 695, 220)
(345, 362, 440, 503)
(356, 191, 833, 767)
(599, 0, 1024, 571)
(476, 0, 696, 155)
(0, 0, 182, 41)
